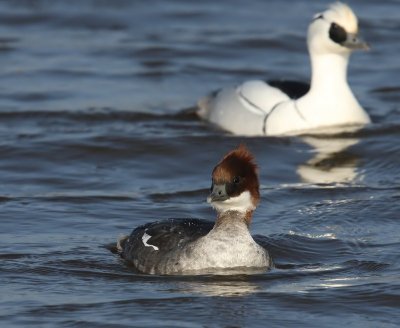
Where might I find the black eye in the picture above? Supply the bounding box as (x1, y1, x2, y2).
(329, 22, 347, 45)
(313, 14, 323, 21)
(233, 176, 240, 184)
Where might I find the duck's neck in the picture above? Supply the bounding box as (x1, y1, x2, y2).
(308, 52, 351, 96)
(214, 210, 253, 229)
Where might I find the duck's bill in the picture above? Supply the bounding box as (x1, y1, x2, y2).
(207, 183, 229, 203)
(343, 34, 370, 50)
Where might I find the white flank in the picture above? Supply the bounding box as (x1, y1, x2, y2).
(142, 231, 159, 251)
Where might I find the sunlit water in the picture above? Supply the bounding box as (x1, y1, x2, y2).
(0, 0, 399, 327)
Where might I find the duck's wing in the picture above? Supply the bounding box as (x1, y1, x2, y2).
(197, 79, 309, 136)
(119, 218, 214, 272)
(197, 81, 285, 135)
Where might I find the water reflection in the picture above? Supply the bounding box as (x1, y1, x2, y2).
(171, 277, 261, 297)
(169, 274, 260, 297)
(297, 133, 362, 184)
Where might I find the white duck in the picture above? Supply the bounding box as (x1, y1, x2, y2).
(197, 2, 371, 136)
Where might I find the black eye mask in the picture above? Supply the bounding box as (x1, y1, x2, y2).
(224, 176, 244, 198)
(329, 22, 347, 45)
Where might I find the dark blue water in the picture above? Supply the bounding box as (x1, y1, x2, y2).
(0, 0, 399, 327)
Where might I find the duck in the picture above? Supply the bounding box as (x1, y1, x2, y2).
(117, 145, 272, 275)
(197, 2, 371, 136)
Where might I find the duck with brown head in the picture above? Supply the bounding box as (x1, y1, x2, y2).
(117, 145, 272, 275)
(209, 145, 260, 227)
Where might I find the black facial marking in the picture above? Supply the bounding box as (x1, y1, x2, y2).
(329, 22, 347, 45)
(225, 177, 244, 197)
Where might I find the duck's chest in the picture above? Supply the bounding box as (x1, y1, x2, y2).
(181, 230, 269, 269)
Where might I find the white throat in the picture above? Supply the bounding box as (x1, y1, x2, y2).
(209, 191, 255, 214)
(309, 52, 350, 95)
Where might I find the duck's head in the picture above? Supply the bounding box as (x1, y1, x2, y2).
(208, 145, 260, 221)
(307, 2, 369, 56)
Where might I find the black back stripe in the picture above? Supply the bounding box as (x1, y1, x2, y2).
(267, 80, 310, 100)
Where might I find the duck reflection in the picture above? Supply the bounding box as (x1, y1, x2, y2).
(169, 274, 262, 297)
(177, 279, 260, 297)
(297, 131, 362, 184)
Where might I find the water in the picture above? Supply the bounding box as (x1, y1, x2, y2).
(0, 0, 399, 327)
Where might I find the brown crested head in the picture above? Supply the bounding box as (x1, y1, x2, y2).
(208, 145, 260, 214)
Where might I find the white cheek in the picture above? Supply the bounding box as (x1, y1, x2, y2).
(210, 191, 255, 213)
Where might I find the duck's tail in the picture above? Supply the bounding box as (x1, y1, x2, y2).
(116, 234, 129, 254)
(197, 90, 220, 119)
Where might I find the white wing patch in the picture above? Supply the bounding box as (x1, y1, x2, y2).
(142, 231, 159, 251)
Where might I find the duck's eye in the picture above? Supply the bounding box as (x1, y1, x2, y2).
(233, 176, 240, 184)
(313, 14, 323, 21)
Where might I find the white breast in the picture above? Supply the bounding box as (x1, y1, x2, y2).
(177, 222, 270, 272)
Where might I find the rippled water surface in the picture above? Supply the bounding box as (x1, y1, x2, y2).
(1, 0, 399, 327)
